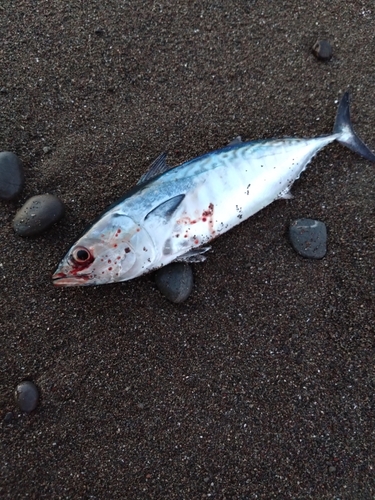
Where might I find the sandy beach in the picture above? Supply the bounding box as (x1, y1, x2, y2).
(1, 1, 375, 498)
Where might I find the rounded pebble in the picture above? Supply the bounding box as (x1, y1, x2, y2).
(3, 411, 14, 424)
(0, 151, 24, 201)
(289, 219, 327, 259)
(14, 381, 39, 413)
(13, 194, 65, 236)
(312, 40, 332, 61)
(155, 263, 194, 303)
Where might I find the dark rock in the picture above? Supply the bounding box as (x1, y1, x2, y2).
(14, 381, 39, 413)
(155, 263, 194, 303)
(289, 219, 327, 259)
(312, 40, 333, 61)
(0, 151, 24, 201)
(3, 411, 14, 424)
(13, 194, 65, 236)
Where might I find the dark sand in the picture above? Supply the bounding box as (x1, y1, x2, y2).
(1, 1, 375, 498)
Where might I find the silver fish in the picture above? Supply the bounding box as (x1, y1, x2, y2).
(53, 92, 375, 286)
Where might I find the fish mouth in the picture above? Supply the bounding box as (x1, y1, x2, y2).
(52, 272, 90, 287)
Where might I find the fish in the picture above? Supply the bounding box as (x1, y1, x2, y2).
(52, 92, 375, 287)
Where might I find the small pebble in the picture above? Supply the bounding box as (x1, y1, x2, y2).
(3, 411, 14, 424)
(14, 381, 39, 413)
(13, 194, 65, 236)
(312, 40, 333, 61)
(0, 151, 24, 201)
(289, 219, 327, 259)
(155, 263, 194, 303)
(328, 466, 336, 473)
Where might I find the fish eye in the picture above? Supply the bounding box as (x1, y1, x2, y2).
(71, 246, 92, 264)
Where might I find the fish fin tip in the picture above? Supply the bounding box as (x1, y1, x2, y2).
(227, 136, 243, 146)
(137, 152, 169, 185)
(277, 188, 294, 200)
(334, 93, 375, 162)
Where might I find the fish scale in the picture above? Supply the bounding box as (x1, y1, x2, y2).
(52, 92, 375, 287)
(148, 135, 335, 253)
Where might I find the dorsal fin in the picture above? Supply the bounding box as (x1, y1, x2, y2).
(227, 136, 242, 146)
(137, 152, 169, 185)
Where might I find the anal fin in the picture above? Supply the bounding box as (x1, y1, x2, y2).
(277, 187, 294, 200)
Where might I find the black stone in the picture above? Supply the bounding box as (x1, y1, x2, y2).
(312, 40, 333, 61)
(155, 263, 194, 303)
(13, 194, 65, 236)
(0, 151, 24, 201)
(14, 381, 39, 413)
(3, 411, 14, 424)
(289, 219, 327, 259)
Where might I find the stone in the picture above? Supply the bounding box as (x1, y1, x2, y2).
(312, 40, 333, 61)
(14, 381, 39, 413)
(289, 219, 327, 259)
(0, 151, 24, 200)
(13, 194, 65, 236)
(3, 411, 14, 424)
(155, 263, 194, 303)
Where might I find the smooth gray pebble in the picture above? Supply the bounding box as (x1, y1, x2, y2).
(0, 151, 24, 201)
(289, 218, 327, 259)
(13, 194, 65, 236)
(312, 40, 333, 61)
(15, 381, 39, 413)
(155, 263, 194, 303)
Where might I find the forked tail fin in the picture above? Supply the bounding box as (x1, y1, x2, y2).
(334, 92, 375, 162)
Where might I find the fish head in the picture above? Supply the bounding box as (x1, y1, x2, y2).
(52, 212, 155, 286)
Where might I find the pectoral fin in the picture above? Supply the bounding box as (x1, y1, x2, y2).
(145, 194, 185, 222)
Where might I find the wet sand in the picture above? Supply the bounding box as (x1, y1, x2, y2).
(1, 1, 375, 498)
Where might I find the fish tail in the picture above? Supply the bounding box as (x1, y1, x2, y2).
(333, 92, 375, 162)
